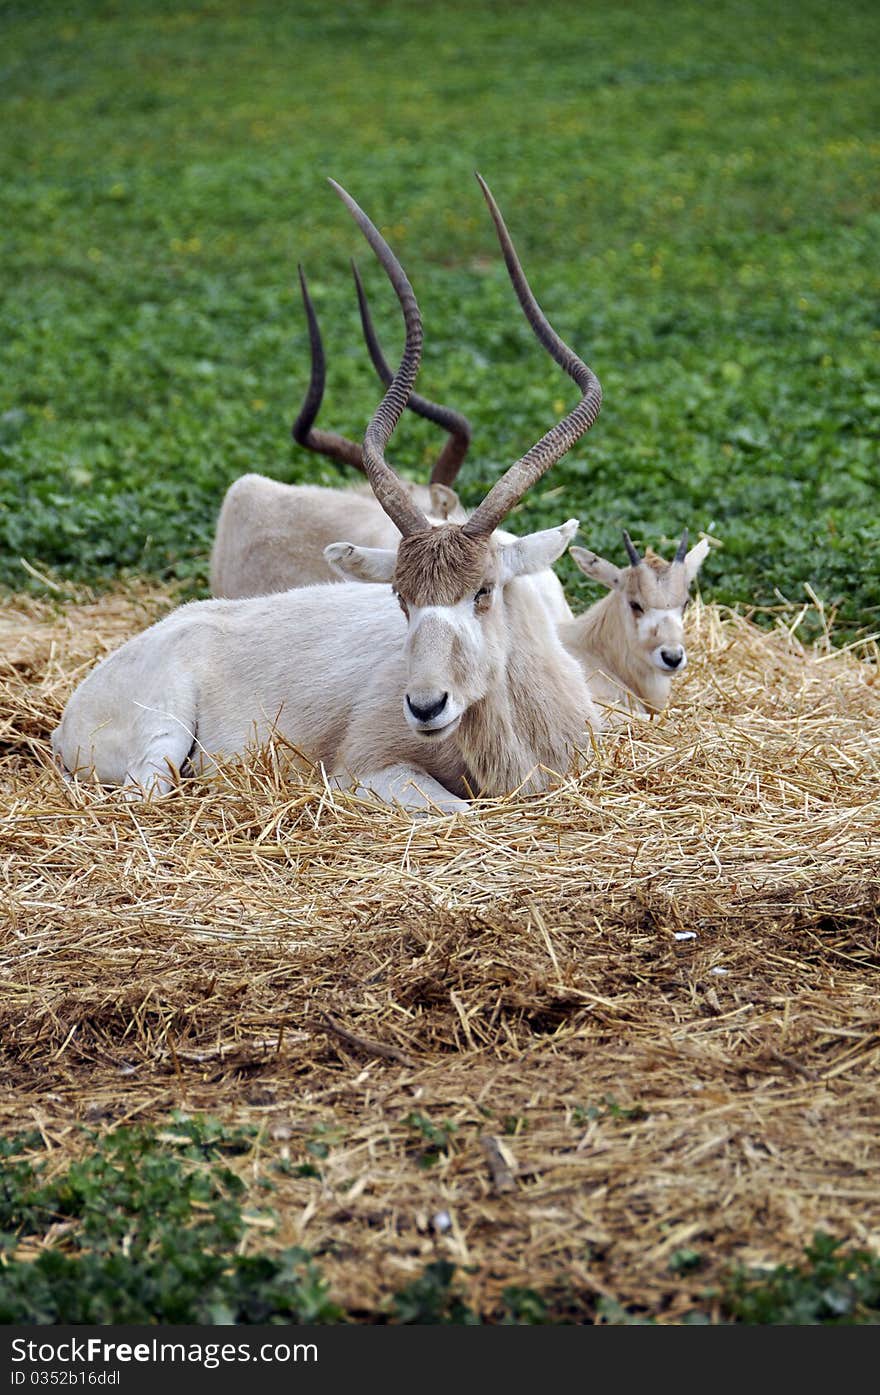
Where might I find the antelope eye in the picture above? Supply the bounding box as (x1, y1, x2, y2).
(682, 596, 691, 612)
(474, 585, 493, 603)
(629, 601, 643, 615)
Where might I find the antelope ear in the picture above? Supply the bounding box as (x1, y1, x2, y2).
(428, 483, 459, 520)
(324, 542, 397, 584)
(569, 546, 624, 590)
(497, 519, 579, 584)
(683, 536, 711, 583)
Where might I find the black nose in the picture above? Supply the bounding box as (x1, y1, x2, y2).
(407, 693, 449, 723)
(661, 649, 684, 669)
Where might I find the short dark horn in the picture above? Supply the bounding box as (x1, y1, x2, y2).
(674, 528, 689, 564)
(622, 531, 642, 568)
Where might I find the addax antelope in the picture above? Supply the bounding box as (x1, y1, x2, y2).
(563, 529, 711, 716)
(53, 174, 604, 811)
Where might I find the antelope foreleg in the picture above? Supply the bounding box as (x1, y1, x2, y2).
(334, 764, 471, 815)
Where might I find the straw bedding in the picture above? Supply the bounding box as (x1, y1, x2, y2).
(1, 582, 879, 1321)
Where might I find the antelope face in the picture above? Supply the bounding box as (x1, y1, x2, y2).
(570, 534, 711, 677)
(622, 563, 692, 673)
(326, 519, 579, 741)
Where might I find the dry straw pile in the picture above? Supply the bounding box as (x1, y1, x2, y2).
(2, 583, 879, 1321)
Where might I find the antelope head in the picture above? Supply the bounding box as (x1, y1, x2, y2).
(570, 530, 711, 676)
(323, 174, 602, 742)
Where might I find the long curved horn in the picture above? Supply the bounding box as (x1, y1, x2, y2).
(674, 528, 689, 564)
(351, 260, 472, 487)
(291, 265, 366, 470)
(462, 173, 603, 540)
(329, 179, 430, 539)
(623, 531, 642, 567)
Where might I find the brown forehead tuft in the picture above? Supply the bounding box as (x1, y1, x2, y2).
(641, 548, 668, 572)
(626, 551, 690, 606)
(394, 527, 491, 607)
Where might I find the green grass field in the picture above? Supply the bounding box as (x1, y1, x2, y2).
(1, 0, 878, 636)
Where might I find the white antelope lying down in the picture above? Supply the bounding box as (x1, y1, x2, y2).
(54, 173, 606, 811)
(563, 529, 711, 716)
